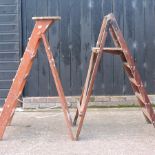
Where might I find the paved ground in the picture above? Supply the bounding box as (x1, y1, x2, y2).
(0, 108, 155, 155)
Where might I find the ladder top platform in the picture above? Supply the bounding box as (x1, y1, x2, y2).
(32, 16, 61, 21)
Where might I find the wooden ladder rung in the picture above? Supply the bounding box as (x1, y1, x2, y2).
(135, 92, 145, 103)
(129, 77, 139, 87)
(123, 62, 131, 69)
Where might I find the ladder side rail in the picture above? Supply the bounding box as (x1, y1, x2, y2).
(0, 21, 45, 139)
(41, 34, 74, 140)
(76, 19, 109, 139)
(76, 16, 109, 116)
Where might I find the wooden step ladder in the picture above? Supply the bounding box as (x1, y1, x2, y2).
(0, 16, 74, 140)
(73, 13, 155, 140)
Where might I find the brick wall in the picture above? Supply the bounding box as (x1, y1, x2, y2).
(23, 95, 155, 109)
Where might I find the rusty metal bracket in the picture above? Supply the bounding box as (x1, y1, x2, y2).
(74, 13, 155, 140)
(0, 16, 75, 140)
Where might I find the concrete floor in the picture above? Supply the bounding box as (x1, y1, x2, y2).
(0, 108, 155, 155)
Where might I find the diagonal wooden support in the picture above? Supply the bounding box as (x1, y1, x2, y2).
(74, 13, 155, 140)
(0, 16, 75, 140)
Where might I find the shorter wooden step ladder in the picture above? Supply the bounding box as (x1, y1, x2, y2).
(0, 16, 74, 140)
(73, 13, 155, 140)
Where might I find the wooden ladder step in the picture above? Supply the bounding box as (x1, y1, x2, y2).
(135, 92, 145, 104)
(123, 62, 131, 69)
(129, 77, 139, 87)
(123, 62, 135, 77)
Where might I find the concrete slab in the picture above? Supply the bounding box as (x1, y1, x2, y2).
(0, 108, 155, 155)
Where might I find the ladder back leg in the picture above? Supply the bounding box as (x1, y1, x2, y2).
(41, 34, 74, 140)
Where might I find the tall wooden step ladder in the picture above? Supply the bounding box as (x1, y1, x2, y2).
(73, 13, 155, 140)
(0, 16, 74, 140)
